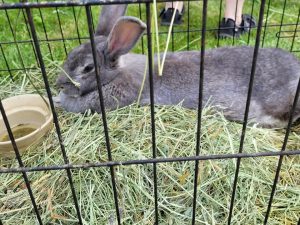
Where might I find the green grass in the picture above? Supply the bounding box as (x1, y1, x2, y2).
(1, 0, 300, 224)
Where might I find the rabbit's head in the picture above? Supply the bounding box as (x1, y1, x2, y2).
(56, 5, 146, 97)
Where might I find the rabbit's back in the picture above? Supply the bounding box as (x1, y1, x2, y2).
(150, 46, 300, 127)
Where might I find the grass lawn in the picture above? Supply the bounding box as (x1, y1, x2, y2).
(0, 0, 300, 224)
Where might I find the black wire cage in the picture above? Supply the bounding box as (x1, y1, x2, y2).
(0, 0, 300, 224)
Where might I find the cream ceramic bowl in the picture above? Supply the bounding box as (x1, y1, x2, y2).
(0, 94, 53, 157)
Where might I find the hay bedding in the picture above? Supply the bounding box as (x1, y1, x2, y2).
(0, 73, 300, 225)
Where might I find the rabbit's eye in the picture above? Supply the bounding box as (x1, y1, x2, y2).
(83, 64, 94, 73)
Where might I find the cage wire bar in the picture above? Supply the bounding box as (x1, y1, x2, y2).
(0, 0, 199, 9)
(290, 8, 300, 52)
(264, 66, 300, 224)
(145, 3, 159, 224)
(85, 5, 121, 224)
(22, 11, 40, 64)
(1, 0, 300, 224)
(0, 43, 13, 80)
(246, 0, 255, 44)
(25, 6, 84, 224)
(0, 23, 297, 43)
(0, 3, 300, 74)
(1, 7, 299, 74)
(191, 0, 207, 224)
(36, 0, 55, 61)
(72, 5, 83, 45)
(216, 0, 223, 46)
(1, 2, 35, 76)
(276, 0, 287, 48)
(261, 0, 271, 47)
(138, 3, 145, 54)
(228, 0, 266, 223)
(55, 6, 69, 57)
(186, 0, 190, 50)
(0, 99, 43, 224)
(1, 149, 300, 174)
(14, 1, 40, 67)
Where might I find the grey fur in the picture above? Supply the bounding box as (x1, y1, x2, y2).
(95, 4, 127, 36)
(55, 7, 300, 128)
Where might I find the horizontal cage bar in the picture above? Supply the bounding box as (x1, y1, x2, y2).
(0, 149, 299, 174)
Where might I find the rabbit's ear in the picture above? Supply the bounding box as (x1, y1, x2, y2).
(106, 16, 146, 59)
(95, 5, 127, 36)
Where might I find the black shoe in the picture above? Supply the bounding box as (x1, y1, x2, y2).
(217, 14, 256, 38)
(217, 18, 239, 38)
(240, 14, 257, 33)
(160, 6, 184, 26)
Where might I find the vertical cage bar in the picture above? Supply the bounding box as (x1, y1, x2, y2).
(264, 79, 300, 224)
(227, 0, 266, 223)
(90, 8, 96, 33)
(217, 0, 223, 47)
(91, 8, 96, 32)
(36, 0, 54, 61)
(261, 0, 271, 47)
(0, 99, 43, 225)
(85, 6, 121, 225)
(24, 8, 83, 225)
(187, 0, 190, 50)
(146, 3, 159, 224)
(290, 8, 300, 52)
(55, 6, 68, 56)
(72, 6, 82, 45)
(276, 0, 287, 48)
(246, 0, 255, 44)
(231, 0, 239, 45)
(171, 1, 174, 52)
(2, 3, 30, 73)
(0, 43, 14, 80)
(191, 0, 207, 224)
(138, 3, 145, 54)
(20, 4, 39, 66)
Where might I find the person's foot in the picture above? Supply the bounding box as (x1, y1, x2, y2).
(217, 14, 256, 38)
(217, 18, 239, 38)
(160, 6, 184, 26)
(240, 14, 257, 33)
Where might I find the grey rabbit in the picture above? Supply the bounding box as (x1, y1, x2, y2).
(55, 4, 300, 128)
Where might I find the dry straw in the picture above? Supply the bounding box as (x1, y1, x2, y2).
(0, 71, 299, 224)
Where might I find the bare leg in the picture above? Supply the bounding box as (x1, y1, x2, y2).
(224, 0, 245, 26)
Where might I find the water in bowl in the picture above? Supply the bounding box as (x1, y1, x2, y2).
(0, 124, 37, 142)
